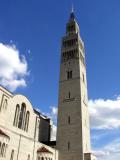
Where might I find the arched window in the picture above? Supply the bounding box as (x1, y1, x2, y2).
(10, 150, 14, 160)
(24, 111, 30, 132)
(41, 157, 44, 160)
(13, 104, 20, 127)
(18, 103, 26, 129)
(21, 103, 26, 130)
(3, 99, 8, 110)
(1, 143, 5, 157)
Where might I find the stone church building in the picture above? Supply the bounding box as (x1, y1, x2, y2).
(0, 10, 96, 160)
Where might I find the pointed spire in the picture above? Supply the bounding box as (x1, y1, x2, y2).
(71, 4, 74, 13)
(70, 4, 75, 20)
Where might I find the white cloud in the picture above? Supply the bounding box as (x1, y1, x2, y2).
(94, 138, 120, 160)
(50, 125, 57, 141)
(50, 106, 58, 116)
(46, 97, 120, 155)
(0, 43, 29, 91)
(89, 97, 120, 129)
(48, 97, 120, 130)
(50, 106, 58, 140)
(46, 106, 58, 125)
(89, 97, 120, 159)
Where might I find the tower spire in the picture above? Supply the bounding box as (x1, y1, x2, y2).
(71, 4, 74, 13)
(70, 4, 75, 20)
(56, 7, 95, 160)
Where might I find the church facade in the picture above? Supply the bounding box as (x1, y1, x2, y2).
(0, 10, 96, 160)
(0, 86, 58, 160)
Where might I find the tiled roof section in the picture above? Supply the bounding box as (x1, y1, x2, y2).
(37, 147, 53, 154)
(0, 129, 10, 139)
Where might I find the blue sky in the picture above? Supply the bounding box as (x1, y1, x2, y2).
(0, 0, 120, 159)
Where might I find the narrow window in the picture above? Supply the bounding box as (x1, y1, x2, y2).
(83, 73, 85, 83)
(68, 142, 70, 150)
(67, 71, 72, 79)
(68, 92, 70, 99)
(67, 71, 69, 79)
(21, 103, 26, 130)
(10, 150, 14, 160)
(27, 154, 30, 160)
(68, 116, 70, 124)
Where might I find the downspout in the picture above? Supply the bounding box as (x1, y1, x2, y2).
(32, 116, 37, 160)
(17, 134, 21, 160)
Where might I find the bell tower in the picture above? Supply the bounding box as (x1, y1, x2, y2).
(56, 9, 93, 160)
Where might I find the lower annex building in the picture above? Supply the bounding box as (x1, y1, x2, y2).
(0, 10, 96, 160)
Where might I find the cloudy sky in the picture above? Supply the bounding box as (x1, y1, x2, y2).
(0, 0, 120, 160)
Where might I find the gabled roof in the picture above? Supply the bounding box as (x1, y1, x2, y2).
(37, 146, 53, 154)
(0, 129, 10, 139)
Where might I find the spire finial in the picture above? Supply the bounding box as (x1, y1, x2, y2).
(71, 4, 74, 13)
(70, 4, 75, 20)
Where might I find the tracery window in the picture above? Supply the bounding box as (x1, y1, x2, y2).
(13, 103, 30, 132)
